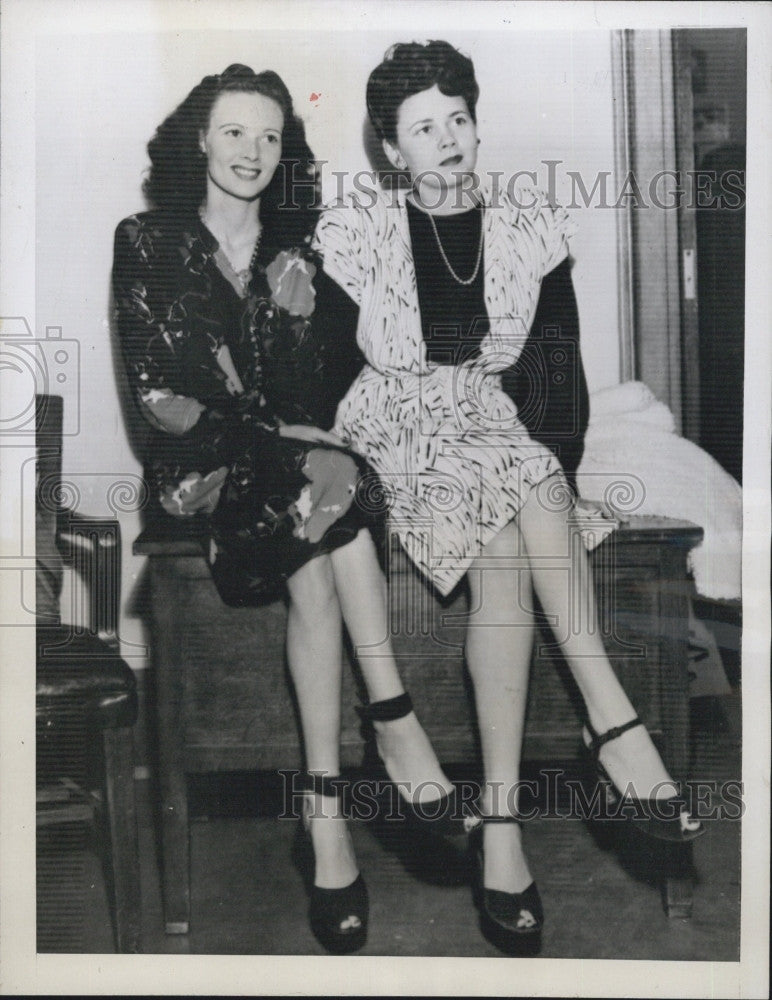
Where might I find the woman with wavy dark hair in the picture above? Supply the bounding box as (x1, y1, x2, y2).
(113, 63, 463, 954)
(315, 41, 706, 955)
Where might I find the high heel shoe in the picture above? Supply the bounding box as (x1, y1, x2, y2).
(470, 817, 543, 957)
(299, 773, 369, 954)
(583, 717, 705, 843)
(357, 692, 481, 835)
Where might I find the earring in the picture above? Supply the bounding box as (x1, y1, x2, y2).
(396, 155, 407, 169)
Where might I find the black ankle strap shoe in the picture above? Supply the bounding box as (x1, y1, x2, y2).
(584, 718, 705, 843)
(470, 816, 543, 957)
(299, 772, 369, 954)
(357, 692, 483, 836)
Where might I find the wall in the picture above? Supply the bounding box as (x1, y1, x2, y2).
(34, 28, 621, 667)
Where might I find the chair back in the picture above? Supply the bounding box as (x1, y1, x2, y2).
(35, 393, 122, 644)
(36, 395, 64, 623)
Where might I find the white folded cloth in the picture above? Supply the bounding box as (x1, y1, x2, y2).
(576, 381, 742, 600)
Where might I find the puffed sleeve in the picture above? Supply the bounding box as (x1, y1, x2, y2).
(312, 197, 367, 306)
(112, 216, 194, 418)
(514, 186, 578, 279)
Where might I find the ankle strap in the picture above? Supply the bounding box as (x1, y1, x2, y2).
(478, 815, 522, 825)
(585, 716, 643, 753)
(356, 691, 413, 723)
(303, 773, 347, 798)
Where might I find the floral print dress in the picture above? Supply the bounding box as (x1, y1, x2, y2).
(112, 210, 383, 606)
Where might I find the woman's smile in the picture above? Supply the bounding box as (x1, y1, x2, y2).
(232, 165, 262, 181)
(201, 90, 284, 202)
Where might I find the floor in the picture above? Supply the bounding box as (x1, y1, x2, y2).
(38, 692, 742, 961)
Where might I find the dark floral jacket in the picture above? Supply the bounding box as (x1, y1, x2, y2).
(112, 210, 335, 522)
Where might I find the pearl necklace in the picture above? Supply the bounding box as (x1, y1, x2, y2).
(233, 241, 260, 294)
(426, 204, 484, 286)
(199, 207, 261, 293)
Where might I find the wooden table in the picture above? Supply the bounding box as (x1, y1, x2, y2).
(135, 515, 703, 933)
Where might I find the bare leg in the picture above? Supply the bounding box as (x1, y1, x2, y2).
(285, 555, 358, 889)
(329, 529, 454, 804)
(516, 475, 679, 800)
(465, 523, 535, 894)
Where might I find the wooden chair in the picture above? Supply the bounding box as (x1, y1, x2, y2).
(36, 394, 141, 953)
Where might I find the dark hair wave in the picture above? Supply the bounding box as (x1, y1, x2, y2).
(143, 64, 318, 248)
(366, 41, 479, 144)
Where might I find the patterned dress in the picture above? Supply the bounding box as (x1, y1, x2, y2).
(113, 210, 384, 606)
(314, 185, 577, 597)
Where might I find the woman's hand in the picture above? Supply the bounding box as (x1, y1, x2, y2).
(160, 467, 229, 518)
(278, 424, 348, 447)
(573, 497, 616, 520)
(571, 496, 619, 551)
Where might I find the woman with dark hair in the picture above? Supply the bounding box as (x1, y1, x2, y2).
(113, 63, 462, 954)
(315, 41, 705, 955)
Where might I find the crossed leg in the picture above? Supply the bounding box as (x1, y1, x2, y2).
(465, 522, 536, 894)
(516, 475, 679, 801)
(286, 554, 357, 889)
(465, 471, 685, 893)
(330, 529, 454, 804)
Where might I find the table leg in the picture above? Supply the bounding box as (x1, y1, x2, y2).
(152, 560, 191, 934)
(663, 843, 695, 919)
(103, 727, 142, 951)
